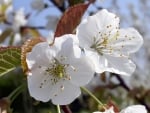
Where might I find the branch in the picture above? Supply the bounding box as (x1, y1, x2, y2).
(114, 74, 130, 91)
(21, 26, 45, 30)
(49, 0, 65, 12)
(61, 105, 72, 113)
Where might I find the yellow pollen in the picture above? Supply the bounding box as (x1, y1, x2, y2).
(46, 63, 66, 79)
(91, 30, 120, 55)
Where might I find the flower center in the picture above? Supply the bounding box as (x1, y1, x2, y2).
(90, 37, 108, 55)
(46, 60, 66, 78)
(39, 58, 71, 88)
(90, 31, 119, 55)
(45, 58, 69, 83)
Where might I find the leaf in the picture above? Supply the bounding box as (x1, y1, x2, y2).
(0, 47, 21, 77)
(54, 2, 90, 37)
(21, 38, 45, 73)
(0, 29, 13, 43)
(68, 0, 84, 6)
(20, 27, 41, 39)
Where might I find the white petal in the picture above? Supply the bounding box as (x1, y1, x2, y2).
(77, 17, 99, 48)
(94, 9, 119, 34)
(12, 8, 27, 31)
(26, 42, 56, 69)
(51, 81, 81, 105)
(110, 28, 143, 54)
(84, 50, 107, 73)
(67, 56, 95, 86)
(27, 68, 53, 102)
(104, 55, 136, 76)
(77, 9, 119, 48)
(55, 34, 81, 61)
(28, 68, 73, 103)
(120, 105, 147, 113)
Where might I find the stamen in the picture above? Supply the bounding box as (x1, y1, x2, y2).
(90, 30, 120, 56)
(70, 65, 77, 71)
(60, 85, 64, 91)
(39, 58, 70, 88)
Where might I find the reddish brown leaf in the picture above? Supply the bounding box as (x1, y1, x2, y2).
(54, 2, 90, 37)
(21, 38, 45, 74)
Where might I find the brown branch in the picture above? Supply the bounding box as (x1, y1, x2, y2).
(61, 105, 72, 113)
(21, 26, 45, 30)
(49, 0, 65, 12)
(114, 74, 130, 91)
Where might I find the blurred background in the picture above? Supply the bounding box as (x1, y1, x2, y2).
(0, 0, 150, 113)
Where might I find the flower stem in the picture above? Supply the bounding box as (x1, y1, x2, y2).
(81, 87, 105, 107)
(8, 83, 26, 104)
(57, 105, 61, 113)
(61, 105, 72, 113)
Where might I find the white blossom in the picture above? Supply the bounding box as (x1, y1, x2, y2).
(12, 8, 27, 31)
(94, 105, 147, 113)
(76, 9, 143, 76)
(120, 105, 147, 113)
(26, 34, 94, 105)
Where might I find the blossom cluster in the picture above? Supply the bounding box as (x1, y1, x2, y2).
(26, 9, 143, 106)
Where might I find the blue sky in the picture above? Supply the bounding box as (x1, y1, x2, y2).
(13, 0, 141, 27)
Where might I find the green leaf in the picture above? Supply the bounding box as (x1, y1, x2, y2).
(0, 47, 21, 76)
(0, 29, 13, 43)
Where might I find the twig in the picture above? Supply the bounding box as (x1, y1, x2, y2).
(61, 105, 72, 113)
(114, 74, 130, 91)
(21, 26, 45, 30)
(49, 0, 65, 12)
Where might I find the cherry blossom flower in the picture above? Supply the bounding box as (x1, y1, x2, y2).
(120, 105, 147, 113)
(26, 34, 94, 105)
(76, 9, 143, 76)
(12, 8, 27, 31)
(4, 7, 27, 32)
(93, 105, 147, 113)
